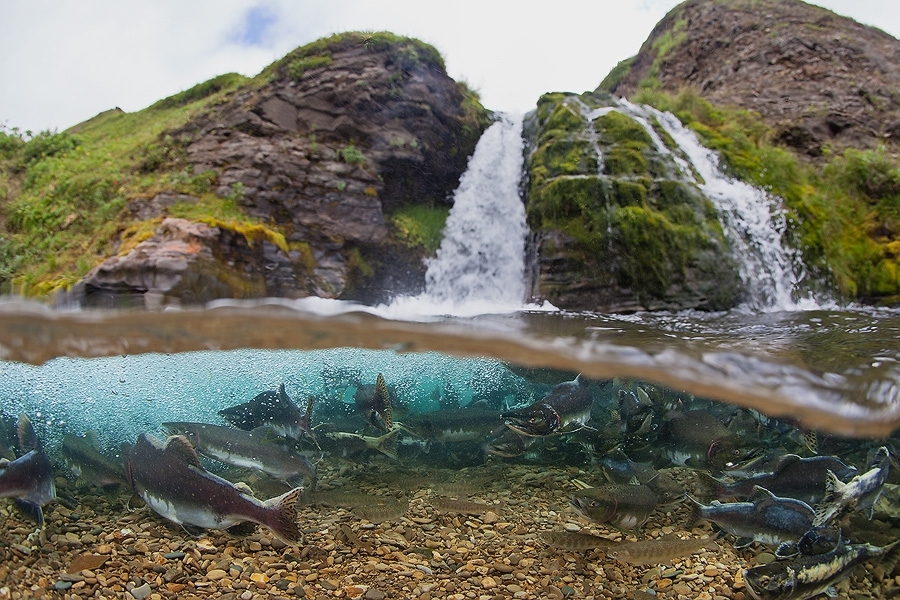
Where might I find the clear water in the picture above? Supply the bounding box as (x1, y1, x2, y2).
(0, 110, 900, 595)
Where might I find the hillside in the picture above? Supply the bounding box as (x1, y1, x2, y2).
(0, 32, 489, 307)
(606, 0, 900, 157)
(561, 0, 900, 305)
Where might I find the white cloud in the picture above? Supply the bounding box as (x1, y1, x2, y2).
(0, 0, 897, 133)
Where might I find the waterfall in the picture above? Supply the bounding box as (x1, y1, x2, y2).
(643, 105, 818, 311)
(383, 113, 535, 317)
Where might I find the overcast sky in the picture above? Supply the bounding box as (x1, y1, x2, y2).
(1, 1, 898, 134)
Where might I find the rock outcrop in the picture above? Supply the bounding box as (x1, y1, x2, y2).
(524, 93, 741, 312)
(606, 0, 900, 157)
(78, 33, 489, 308)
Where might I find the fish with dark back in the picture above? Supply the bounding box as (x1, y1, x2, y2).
(0, 414, 56, 525)
(161, 421, 317, 488)
(501, 375, 593, 437)
(219, 383, 316, 444)
(125, 432, 303, 544)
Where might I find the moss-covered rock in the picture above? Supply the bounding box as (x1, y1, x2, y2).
(525, 92, 741, 312)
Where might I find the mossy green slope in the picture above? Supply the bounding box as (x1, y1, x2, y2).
(0, 32, 484, 299)
(526, 91, 740, 311)
(628, 88, 900, 303)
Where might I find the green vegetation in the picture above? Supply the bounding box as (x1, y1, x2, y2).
(526, 91, 738, 307)
(0, 72, 267, 296)
(149, 73, 248, 110)
(0, 31, 486, 299)
(633, 87, 900, 300)
(260, 31, 446, 84)
(340, 144, 367, 165)
(390, 204, 450, 253)
(287, 55, 333, 82)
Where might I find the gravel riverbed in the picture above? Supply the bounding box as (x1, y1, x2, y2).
(2, 461, 898, 600)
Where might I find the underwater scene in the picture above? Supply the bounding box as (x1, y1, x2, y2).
(2, 302, 900, 600)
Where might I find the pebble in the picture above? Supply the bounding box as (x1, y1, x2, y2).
(364, 589, 386, 600)
(130, 582, 152, 599)
(206, 569, 228, 581)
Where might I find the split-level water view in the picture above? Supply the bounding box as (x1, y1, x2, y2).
(2, 100, 900, 600)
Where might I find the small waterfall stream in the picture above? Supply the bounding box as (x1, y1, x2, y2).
(643, 105, 818, 311)
(384, 113, 534, 317)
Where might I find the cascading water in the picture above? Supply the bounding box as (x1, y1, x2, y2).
(642, 104, 819, 311)
(385, 113, 533, 317)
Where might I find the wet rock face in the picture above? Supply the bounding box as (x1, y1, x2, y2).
(524, 93, 742, 313)
(78, 218, 300, 309)
(81, 35, 487, 307)
(610, 0, 900, 156)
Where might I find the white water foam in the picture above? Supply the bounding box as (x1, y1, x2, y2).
(646, 105, 819, 311)
(382, 114, 552, 318)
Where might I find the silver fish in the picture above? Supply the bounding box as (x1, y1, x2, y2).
(125, 433, 303, 544)
(570, 484, 658, 531)
(0, 414, 56, 525)
(813, 445, 891, 526)
(161, 421, 316, 488)
(744, 535, 898, 600)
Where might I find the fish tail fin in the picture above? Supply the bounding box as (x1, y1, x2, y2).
(264, 487, 304, 545)
(882, 539, 900, 574)
(813, 470, 845, 526)
(685, 494, 703, 528)
(373, 428, 400, 460)
(17, 413, 39, 452)
(12, 499, 44, 527)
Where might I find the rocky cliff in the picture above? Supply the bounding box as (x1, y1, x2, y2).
(73, 33, 489, 308)
(606, 0, 900, 157)
(523, 0, 900, 309)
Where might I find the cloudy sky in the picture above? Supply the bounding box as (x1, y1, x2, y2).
(1, 0, 898, 134)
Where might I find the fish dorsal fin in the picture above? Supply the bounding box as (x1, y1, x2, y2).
(375, 373, 392, 430)
(165, 435, 205, 469)
(17, 413, 38, 452)
(278, 383, 290, 403)
(749, 486, 777, 506)
(85, 430, 100, 448)
(772, 454, 802, 474)
(305, 396, 315, 420)
(628, 476, 641, 486)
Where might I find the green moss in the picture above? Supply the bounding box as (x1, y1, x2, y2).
(535, 93, 573, 124)
(610, 179, 648, 207)
(169, 195, 289, 253)
(531, 139, 598, 186)
(613, 205, 695, 300)
(150, 73, 247, 110)
(597, 56, 636, 93)
(631, 87, 900, 301)
(595, 111, 654, 148)
(390, 204, 450, 253)
(604, 148, 649, 176)
(544, 104, 584, 134)
(528, 176, 607, 226)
